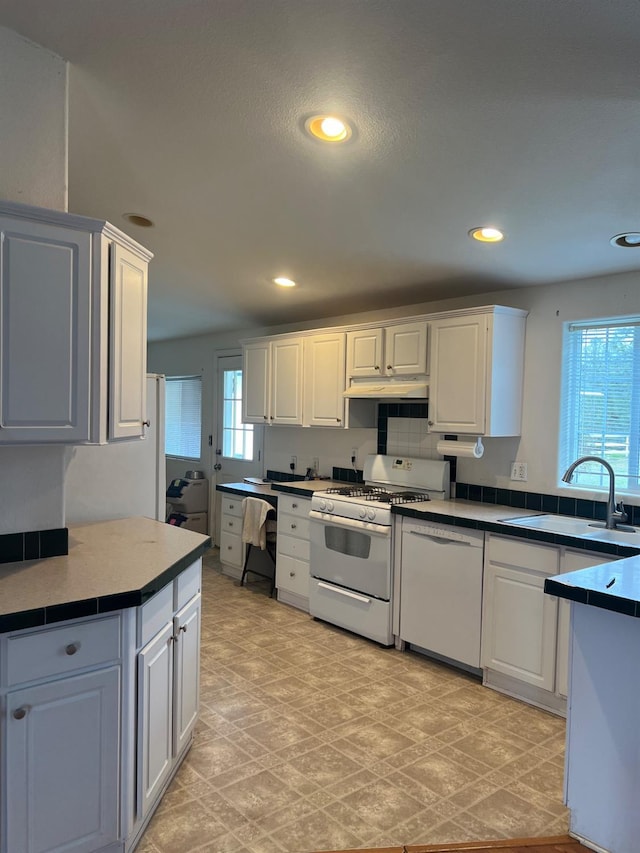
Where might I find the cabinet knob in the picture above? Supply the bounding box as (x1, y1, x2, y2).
(142, 419, 151, 428)
(428, 420, 434, 427)
(229, 521, 234, 527)
(292, 502, 298, 508)
(229, 503, 234, 509)
(13, 707, 28, 720)
(180, 624, 188, 633)
(227, 545, 232, 550)
(263, 415, 268, 421)
(65, 643, 79, 656)
(289, 571, 296, 577)
(374, 365, 380, 371)
(386, 364, 392, 370)
(337, 418, 341, 423)
(291, 523, 297, 529)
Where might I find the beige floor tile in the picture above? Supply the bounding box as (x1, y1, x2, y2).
(141, 553, 568, 853)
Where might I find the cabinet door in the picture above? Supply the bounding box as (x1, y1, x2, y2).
(0, 217, 93, 443)
(173, 594, 201, 756)
(243, 341, 270, 423)
(482, 561, 558, 690)
(304, 333, 346, 427)
(137, 621, 174, 819)
(385, 322, 428, 375)
(346, 328, 384, 377)
(556, 550, 615, 698)
(5, 666, 120, 853)
(270, 338, 303, 424)
(109, 242, 148, 440)
(429, 315, 488, 434)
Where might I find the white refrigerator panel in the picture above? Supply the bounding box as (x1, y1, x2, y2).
(64, 375, 166, 523)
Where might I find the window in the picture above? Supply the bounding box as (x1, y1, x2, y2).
(560, 317, 640, 491)
(222, 369, 254, 460)
(165, 376, 202, 459)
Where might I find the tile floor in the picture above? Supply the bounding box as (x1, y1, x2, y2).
(138, 550, 568, 853)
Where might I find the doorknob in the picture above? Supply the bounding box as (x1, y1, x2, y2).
(213, 463, 222, 471)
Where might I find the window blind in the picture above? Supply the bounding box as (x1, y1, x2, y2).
(165, 376, 202, 460)
(560, 319, 640, 491)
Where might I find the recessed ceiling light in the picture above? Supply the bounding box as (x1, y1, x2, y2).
(123, 213, 154, 227)
(610, 233, 640, 247)
(469, 227, 504, 243)
(304, 114, 353, 143)
(273, 277, 297, 288)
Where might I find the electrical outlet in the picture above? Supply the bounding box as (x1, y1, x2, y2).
(510, 462, 528, 481)
(290, 455, 297, 470)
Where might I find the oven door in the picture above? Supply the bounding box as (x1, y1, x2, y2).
(308, 510, 392, 600)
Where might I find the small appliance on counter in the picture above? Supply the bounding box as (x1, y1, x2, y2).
(166, 471, 208, 534)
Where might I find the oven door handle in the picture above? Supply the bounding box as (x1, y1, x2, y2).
(309, 510, 391, 537)
(317, 582, 371, 604)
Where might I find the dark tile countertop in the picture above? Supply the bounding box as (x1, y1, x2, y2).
(217, 485, 640, 617)
(0, 517, 211, 632)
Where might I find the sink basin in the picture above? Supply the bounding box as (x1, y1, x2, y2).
(500, 514, 598, 536)
(500, 514, 640, 546)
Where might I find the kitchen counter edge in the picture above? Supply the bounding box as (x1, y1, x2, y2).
(0, 517, 211, 632)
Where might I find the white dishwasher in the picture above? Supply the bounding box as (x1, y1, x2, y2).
(400, 518, 484, 671)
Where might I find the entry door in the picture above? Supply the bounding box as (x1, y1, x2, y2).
(213, 355, 264, 545)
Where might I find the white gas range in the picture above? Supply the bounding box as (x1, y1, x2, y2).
(308, 454, 450, 646)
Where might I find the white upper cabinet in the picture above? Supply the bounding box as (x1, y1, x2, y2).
(303, 332, 346, 427)
(0, 201, 152, 445)
(428, 307, 527, 436)
(242, 337, 303, 425)
(346, 321, 428, 378)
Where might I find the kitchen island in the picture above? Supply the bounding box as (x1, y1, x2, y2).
(544, 559, 640, 853)
(0, 516, 210, 853)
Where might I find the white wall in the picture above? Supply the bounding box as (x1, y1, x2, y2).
(148, 270, 640, 504)
(0, 28, 68, 535)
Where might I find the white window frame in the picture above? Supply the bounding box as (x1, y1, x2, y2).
(559, 316, 640, 494)
(221, 367, 254, 461)
(165, 375, 202, 461)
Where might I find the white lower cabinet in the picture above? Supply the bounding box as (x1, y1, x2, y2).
(219, 495, 245, 577)
(5, 666, 121, 853)
(0, 558, 202, 853)
(481, 535, 561, 709)
(276, 494, 311, 611)
(1, 613, 123, 853)
(134, 567, 201, 831)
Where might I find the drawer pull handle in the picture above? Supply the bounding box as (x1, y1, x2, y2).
(65, 643, 79, 656)
(229, 503, 235, 509)
(292, 503, 298, 508)
(291, 523, 297, 529)
(13, 707, 28, 720)
(229, 521, 234, 527)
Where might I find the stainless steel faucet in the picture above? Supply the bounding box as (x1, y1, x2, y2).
(561, 455, 627, 530)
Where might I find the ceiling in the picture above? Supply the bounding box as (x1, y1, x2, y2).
(2, 1, 640, 341)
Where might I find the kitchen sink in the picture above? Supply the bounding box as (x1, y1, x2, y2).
(500, 513, 640, 546)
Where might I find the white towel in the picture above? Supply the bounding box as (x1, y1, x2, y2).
(241, 497, 272, 549)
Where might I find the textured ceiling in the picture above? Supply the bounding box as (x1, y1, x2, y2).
(2, 0, 640, 340)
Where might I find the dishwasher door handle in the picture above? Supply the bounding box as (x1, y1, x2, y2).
(408, 531, 475, 546)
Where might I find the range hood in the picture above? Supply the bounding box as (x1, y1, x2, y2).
(343, 379, 428, 399)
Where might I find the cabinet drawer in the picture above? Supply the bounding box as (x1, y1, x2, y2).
(6, 614, 121, 686)
(175, 557, 202, 610)
(278, 512, 310, 540)
(277, 494, 310, 518)
(276, 554, 310, 598)
(138, 581, 173, 648)
(277, 534, 310, 562)
(222, 496, 243, 517)
(222, 514, 242, 534)
(220, 530, 244, 568)
(488, 535, 559, 575)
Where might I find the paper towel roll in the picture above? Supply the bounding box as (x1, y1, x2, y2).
(436, 439, 484, 459)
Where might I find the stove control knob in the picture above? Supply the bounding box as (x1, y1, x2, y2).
(367, 508, 377, 521)
(326, 500, 335, 512)
(318, 499, 327, 511)
(359, 507, 367, 519)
